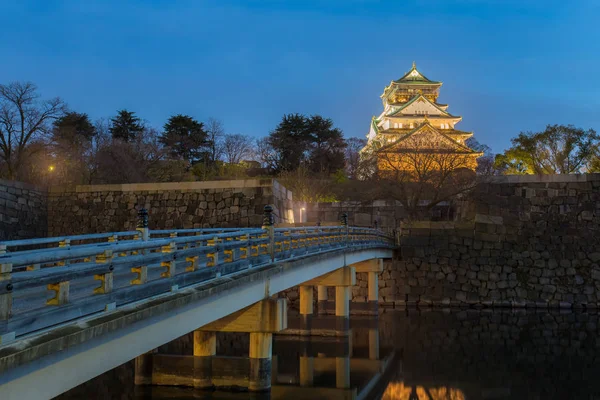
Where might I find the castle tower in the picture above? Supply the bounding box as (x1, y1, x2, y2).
(361, 62, 482, 173)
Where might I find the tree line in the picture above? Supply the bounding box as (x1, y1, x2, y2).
(0, 82, 363, 186)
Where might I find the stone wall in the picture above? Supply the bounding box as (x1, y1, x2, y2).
(0, 179, 47, 241)
(305, 200, 456, 231)
(305, 200, 404, 230)
(47, 179, 294, 236)
(380, 174, 600, 308)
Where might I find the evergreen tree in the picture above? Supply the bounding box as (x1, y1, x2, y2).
(267, 113, 311, 172)
(109, 109, 144, 142)
(306, 115, 346, 174)
(159, 114, 208, 164)
(50, 112, 97, 184)
(53, 112, 96, 147)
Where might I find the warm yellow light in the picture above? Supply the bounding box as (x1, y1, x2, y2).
(48, 165, 55, 172)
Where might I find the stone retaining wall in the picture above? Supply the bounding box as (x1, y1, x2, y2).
(0, 179, 47, 241)
(383, 174, 600, 308)
(47, 179, 294, 236)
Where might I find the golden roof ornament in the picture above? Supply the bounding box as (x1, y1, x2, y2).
(412, 61, 416, 69)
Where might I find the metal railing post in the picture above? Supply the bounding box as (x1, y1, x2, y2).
(137, 208, 149, 241)
(340, 213, 348, 247)
(262, 205, 275, 262)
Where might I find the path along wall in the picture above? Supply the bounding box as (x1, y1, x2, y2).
(0, 179, 47, 241)
(47, 179, 295, 236)
(381, 174, 600, 308)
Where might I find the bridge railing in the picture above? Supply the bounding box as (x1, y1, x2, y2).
(0, 208, 394, 341)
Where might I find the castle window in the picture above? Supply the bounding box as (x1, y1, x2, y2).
(399, 123, 403, 128)
(410, 123, 414, 128)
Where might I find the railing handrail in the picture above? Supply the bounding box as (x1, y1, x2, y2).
(0, 222, 395, 340)
(0, 231, 141, 249)
(0, 229, 268, 267)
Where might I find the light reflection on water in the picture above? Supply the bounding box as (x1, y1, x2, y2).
(382, 383, 465, 400)
(56, 309, 600, 400)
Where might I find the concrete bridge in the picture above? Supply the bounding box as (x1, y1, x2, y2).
(0, 207, 394, 399)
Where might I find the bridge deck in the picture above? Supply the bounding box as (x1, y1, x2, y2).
(0, 223, 394, 400)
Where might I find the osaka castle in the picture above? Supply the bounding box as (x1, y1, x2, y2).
(361, 62, 482, 173)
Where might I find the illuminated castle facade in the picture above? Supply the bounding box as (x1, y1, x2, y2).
(362, 63, 482, 173)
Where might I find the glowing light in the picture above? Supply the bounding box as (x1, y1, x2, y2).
(382, 382, 465, 400)
(48, 165, 55, 172)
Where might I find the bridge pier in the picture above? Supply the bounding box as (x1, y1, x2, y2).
(134, 351, 154, 386)
(303, 266, 356, 336)
(317, 285, 328, 315)
(299, 285, 313, 331)
(198, 298, 286, 391)
(248, 332, 272, 391)
(352, 259, 383, 313)
(132, 299, 286, 392)
(193, 331, 215, 389)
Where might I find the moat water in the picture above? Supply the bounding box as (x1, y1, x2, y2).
(58, 309, 600, 400)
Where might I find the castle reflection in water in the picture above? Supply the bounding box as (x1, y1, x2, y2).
(383, 383, 465, 400)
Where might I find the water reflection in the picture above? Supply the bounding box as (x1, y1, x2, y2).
(57, 309, 600, 400)
(382, 383, 465, 400)
(378, 309, 600, 400)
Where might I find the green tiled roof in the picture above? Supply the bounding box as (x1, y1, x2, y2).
(386, 94, 456, 118)
(380, 128, 473, 136)
(376, 121, 481, 154)
(371, 116, 380, 134)
(394, 63, 441, 85)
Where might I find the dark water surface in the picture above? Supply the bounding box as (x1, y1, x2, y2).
(58, 309, 600, 399)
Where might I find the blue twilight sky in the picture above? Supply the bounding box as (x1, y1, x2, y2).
(1, 0, 599, 153)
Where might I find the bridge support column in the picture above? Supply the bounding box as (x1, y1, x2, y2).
(303, 266, 355, 334)
(193, 331, 216, 389)
(317, 285, 328, 315)
(134, 351, 155, 385)
(197, 298, 286, 392)
(299, 285, 313, 331)
(352, 259, 383, 312)
(368, 271, 379, 310)
(249, 332, 272, 391)
(335, 286, 350, 333)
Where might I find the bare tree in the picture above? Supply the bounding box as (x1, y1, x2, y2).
(345, 137, 366, 178)
(93, 127, 170, 184)
(256, 137, 279, 172)
(349, 133, 478, 220)
(223, 134, 254, 164)
(0, 82, 66, 179)
(205, 117, 225, 164)
(278, 165, 336, 202)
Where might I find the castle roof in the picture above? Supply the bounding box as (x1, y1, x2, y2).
(386, 94, 457, 118)
(376, 121, 481, 155)
(393, 62, 442, 86)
